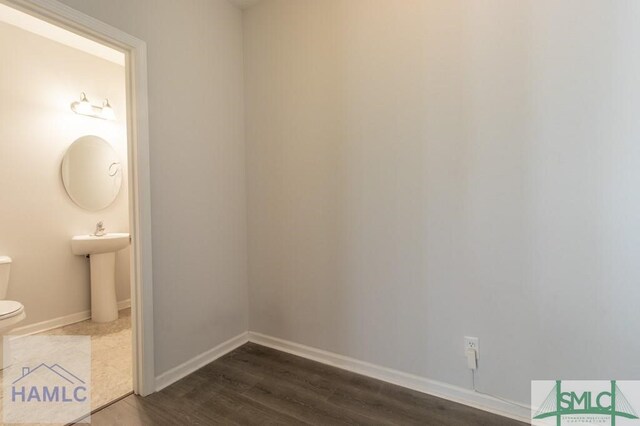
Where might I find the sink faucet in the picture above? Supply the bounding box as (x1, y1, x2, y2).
(94, 221, 106, 237)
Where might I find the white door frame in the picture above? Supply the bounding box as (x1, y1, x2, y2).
(1, 0, 155, 396)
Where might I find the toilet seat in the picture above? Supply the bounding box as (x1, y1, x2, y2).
(0, 300, 24, 320)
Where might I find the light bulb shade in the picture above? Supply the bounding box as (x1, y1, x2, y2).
(77, 99, 93, 115)
(101, 99, 116, 120)
(72, 92, 94, 115)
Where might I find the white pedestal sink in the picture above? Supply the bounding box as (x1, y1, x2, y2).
(71, 233, 130, 323)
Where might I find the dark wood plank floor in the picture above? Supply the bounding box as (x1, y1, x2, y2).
(90, 343, 526, 425)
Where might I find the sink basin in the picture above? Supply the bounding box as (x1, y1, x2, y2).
(71, 233, 130, 255)
(71, 233, 130, 322)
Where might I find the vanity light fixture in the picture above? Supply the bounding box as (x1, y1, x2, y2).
(70, 92, 116, 120)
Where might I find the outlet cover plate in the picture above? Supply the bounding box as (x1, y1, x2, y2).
(464, 336, 479, 357)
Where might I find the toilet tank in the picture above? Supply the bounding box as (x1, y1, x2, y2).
(0, 256, 11, 299)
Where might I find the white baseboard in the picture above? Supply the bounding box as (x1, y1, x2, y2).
(150, 329, 529, 422)
(248, 332, 531, 423)
(10, 299, 132, 337)
(117, 299, 132, 310)
(155, 331, 249, 392)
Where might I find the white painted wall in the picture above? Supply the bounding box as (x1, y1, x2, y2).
(244, 0, 640, 404)
(56, 0, 249, 376)
(0, 21, 130, 327)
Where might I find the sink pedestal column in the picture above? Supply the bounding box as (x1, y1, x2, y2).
(89, 252, 119, 322)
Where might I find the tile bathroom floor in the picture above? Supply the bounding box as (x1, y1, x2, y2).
(0, 308, 133, 422)
(38, 308, 133, 409)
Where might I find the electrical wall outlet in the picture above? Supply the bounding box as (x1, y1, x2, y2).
(464, 336, 479, 357)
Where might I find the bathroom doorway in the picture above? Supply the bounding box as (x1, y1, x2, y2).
(0, 0, 154, 413)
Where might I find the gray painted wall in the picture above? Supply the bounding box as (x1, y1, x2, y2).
(58, 0, 249, 377)
(244, 0, 640, 404)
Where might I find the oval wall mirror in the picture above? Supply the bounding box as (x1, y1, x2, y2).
(62, 135, 122, 211)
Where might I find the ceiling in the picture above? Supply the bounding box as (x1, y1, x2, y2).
(228, 0, 263, 9)
(0, 3, 124, 66)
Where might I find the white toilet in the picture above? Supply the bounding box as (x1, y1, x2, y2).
(0, 256, 26, 367)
